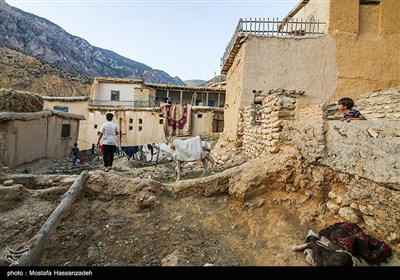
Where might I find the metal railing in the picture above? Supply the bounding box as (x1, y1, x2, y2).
(89, 96, 161, 109)
(89, 95, 225, 109)
(221, 17, 326, 68)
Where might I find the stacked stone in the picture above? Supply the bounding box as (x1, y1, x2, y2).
(299, 104, 326, 120)
(357, 88, 400, 120)
(236, 108, 245, 148)
(241, 89, 298, 159)
(325, 174, 400, 251)
(324, 102, 341, 120)
(241, 105, 255, 157)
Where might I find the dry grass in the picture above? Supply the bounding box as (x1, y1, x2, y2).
(0, 88, 43, 112)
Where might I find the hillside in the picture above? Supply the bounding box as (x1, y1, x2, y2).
(204, 74, 226, 87)
(0, 0, 185, 85)
(184, 79, 206, 87)
(0, 45, 92, 96)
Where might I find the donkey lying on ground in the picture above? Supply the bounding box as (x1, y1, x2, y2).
(154, 136, 214, 181)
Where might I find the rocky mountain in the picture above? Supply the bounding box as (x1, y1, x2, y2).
(0, 0, 185, 85)
(204, 74, 226, 87)
(0, 45, 92, 96)
(184, 79, 207, 87)
(185, 75, 226, 88)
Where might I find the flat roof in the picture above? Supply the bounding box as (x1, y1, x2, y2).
(42, 96, 89, 101)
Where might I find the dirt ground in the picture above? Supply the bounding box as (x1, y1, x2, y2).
(1, 149, 398, 267)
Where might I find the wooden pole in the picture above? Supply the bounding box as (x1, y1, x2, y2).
(15, 170, 89, 266)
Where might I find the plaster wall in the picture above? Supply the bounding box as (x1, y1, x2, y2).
(95, 82, 141, 101)
(85, 110, 166, 148)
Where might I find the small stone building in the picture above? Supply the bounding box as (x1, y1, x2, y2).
(0, 109, 85, 169)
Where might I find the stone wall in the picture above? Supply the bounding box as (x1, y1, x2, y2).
(240, 89, 304, 159)
(323, 88, 400, 121)
(357, 88, 400, 120)
(236, 88, 400, 251)
(279, 89, 400, 185)
(283, 120, 400, 185)
(326, 173, 400, 247)
(239, 89, 400, 181)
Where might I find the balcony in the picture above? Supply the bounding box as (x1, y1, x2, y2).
(88, 96, 161, 109)
(221, 17, 327, 73)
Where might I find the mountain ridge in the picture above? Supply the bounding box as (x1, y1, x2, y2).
(184, 79, 207, 87)
(0, 0, 186, 85)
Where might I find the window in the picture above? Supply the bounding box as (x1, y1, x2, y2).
(129, 118, 133, 123)
(61, 124, 70, 139)
(94, 124, 97, 129)
(197, 114, 203, 118)
(53, 106, 69, 112)
(207, 100, 215, 107)
(212, 120, 224, 133)
(138, 118, 143, 124)
(111, 90, 120, 101)
(360, 0, 380, 4)
(159, 119, 163, 125)
(308, 14, 316, 23)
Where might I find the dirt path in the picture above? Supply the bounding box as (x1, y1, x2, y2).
(1, 155, 309, 266)
(35, 188, 307, 266)
(2, 152, 398, 267)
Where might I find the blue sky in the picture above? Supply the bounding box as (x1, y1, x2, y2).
(5, 0, 298, 81)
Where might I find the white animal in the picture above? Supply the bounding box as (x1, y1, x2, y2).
(153, 143, 176, 162)
(154, 136, 214, 181)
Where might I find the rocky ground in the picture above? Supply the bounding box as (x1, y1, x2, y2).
(1, 147, 398, 267)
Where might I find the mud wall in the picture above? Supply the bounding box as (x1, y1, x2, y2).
(0, 111, 81, 169)
(329, 0, 400, 100)
(224, 46, 245, 142)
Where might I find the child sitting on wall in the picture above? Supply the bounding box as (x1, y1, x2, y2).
(337, 97, 366, 122)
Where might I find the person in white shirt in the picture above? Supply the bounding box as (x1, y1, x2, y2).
(97, 113, 119, 171)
